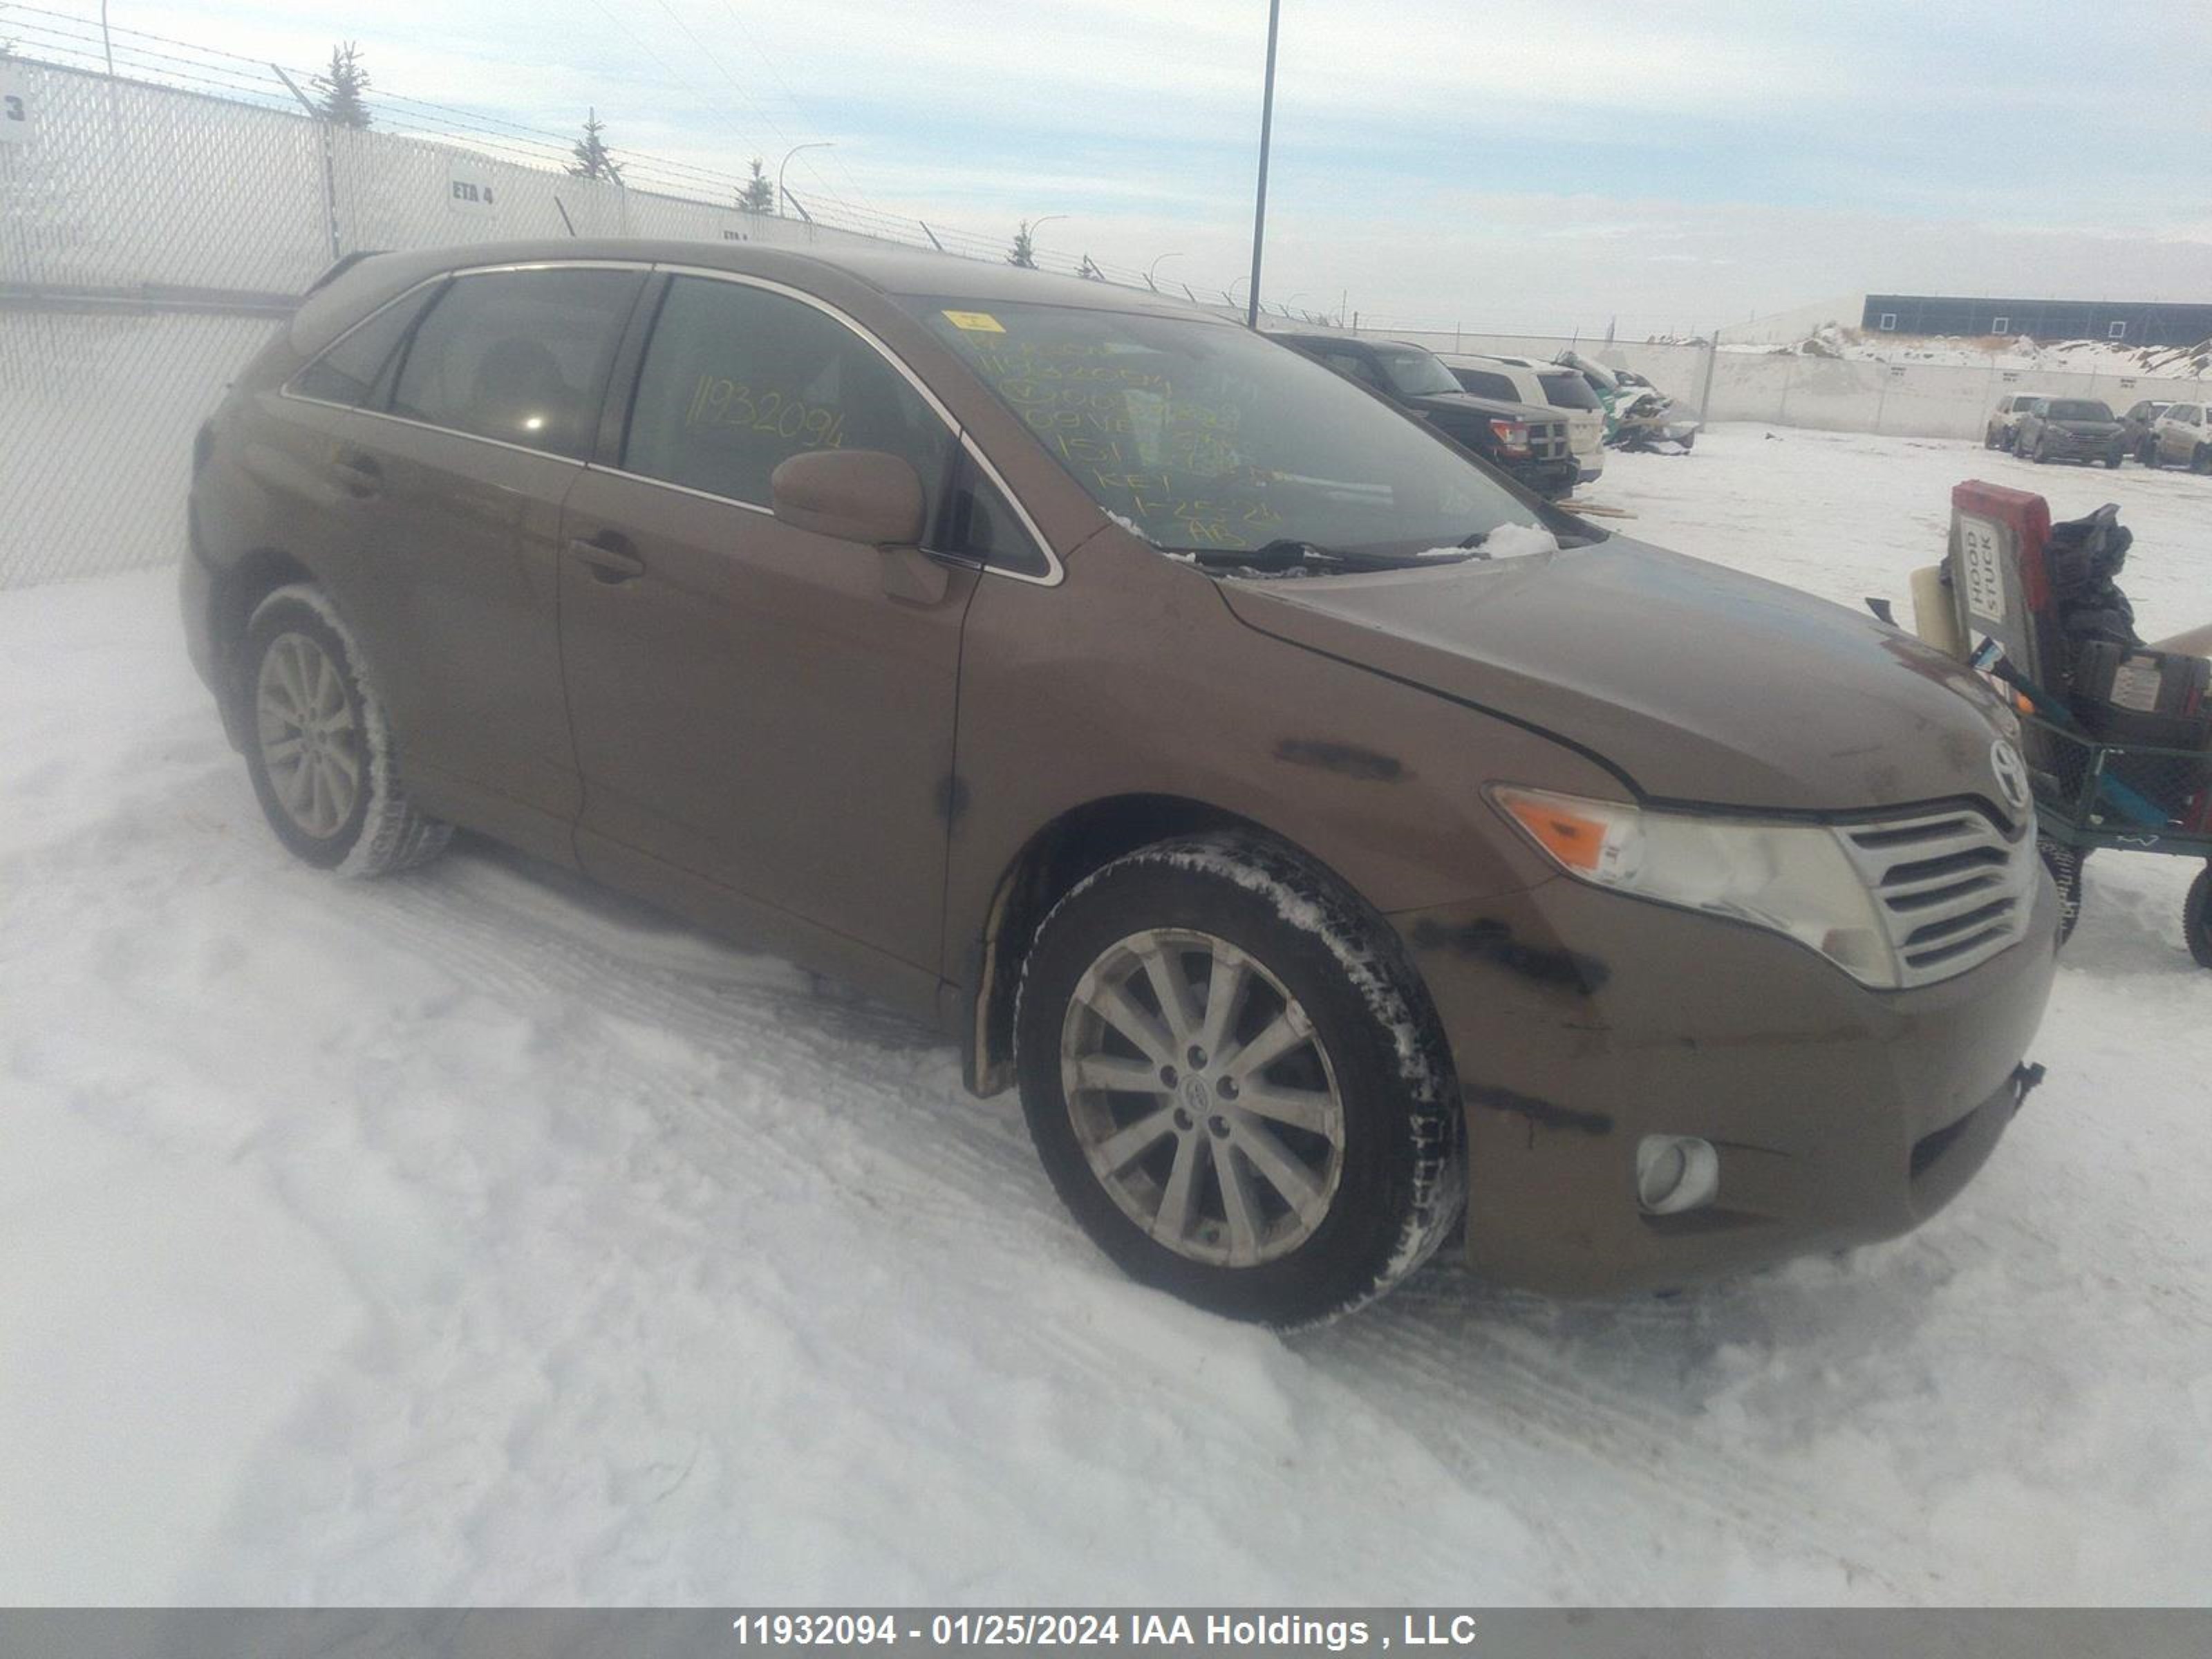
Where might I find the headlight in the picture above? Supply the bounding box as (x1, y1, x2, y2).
(1492, 786, 1897, 988)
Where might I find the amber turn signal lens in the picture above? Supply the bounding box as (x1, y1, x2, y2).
(1498, 794, 1612, 872)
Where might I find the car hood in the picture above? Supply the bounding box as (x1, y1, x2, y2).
(1218, 538, 2021, 815)
(2050, 419, 2121, 434)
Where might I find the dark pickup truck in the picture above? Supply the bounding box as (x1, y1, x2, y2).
(1272, 332, 1580, 498)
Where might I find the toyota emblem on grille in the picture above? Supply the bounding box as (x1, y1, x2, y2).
(1990, 738, 2031, 814)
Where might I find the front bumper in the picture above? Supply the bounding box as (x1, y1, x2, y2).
(2037, 431, 2123, 461)
(1393, 862, 2060, 1295)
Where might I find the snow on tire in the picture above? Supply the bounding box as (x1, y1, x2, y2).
(1014, 832, 1464, 1327)
(241, 583, 451, 878)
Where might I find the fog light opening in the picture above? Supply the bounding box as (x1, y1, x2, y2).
(1636, 1134, 1720, 1216)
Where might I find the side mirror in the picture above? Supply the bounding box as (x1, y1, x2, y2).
(769, 449, 926, 547)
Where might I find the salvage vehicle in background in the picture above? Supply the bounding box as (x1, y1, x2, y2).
(1440, 353, 1606, 485)
(2145, 402, 2212, 472)
(1273, 332, 1580, 498)
(2012, 397, 2125, 468)
(1553, 350, 1700, 452)
(184, 241, 2056, 1326)
(2117, 399, 2171, 462)
(1984, 393, 2046, 451)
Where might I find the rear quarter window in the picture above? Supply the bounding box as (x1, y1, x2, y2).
(1536, 371, 1601, 411)
(290, 283, 442, 408)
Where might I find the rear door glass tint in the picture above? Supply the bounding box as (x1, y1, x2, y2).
(391, 267, 643, 458)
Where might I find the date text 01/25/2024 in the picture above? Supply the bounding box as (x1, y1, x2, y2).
(727, 1611, 1483, 1651)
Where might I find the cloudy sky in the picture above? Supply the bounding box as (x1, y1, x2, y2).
(25, 0, 2212, 332)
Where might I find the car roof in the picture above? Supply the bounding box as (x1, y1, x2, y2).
(335, 236, 1217, 319)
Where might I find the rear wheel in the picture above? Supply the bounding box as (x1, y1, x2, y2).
(241, 584, 451, 877)
(2186, 866, 2212, 970)
(1015, 833, 1463, 1327)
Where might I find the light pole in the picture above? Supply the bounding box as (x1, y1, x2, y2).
(1244, 0, 1282, 330)
(1146, 251, 1185, 291)
(777, 140, 834, 216)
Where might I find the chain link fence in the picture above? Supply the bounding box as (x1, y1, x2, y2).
(0, 53, 1194, 590)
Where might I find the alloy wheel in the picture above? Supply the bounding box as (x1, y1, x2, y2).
(1059, 928, 1346, 1268)
(254, 631, 363, 840)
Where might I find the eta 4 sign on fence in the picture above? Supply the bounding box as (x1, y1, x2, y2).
(447, 157, 497, 216)
(0, 66, 30, 144)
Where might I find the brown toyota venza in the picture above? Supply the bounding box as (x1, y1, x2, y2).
(182, 241, 2057, 1325)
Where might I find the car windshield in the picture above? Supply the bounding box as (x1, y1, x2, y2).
(2048, 400, 2112, 421)
(906, 297, 1541, 559)
(1369, 347, 1461, 397)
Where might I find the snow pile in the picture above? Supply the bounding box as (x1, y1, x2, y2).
(1477, 523, 1562, 560)
(1727, 325, 2212, 382)
(3, 430, 2210, 1603)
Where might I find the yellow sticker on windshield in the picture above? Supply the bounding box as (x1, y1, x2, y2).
(942, 310, 1006, 333)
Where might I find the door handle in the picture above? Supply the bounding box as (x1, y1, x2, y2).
(566, 534, 645, 584)
(331, 453, 382, 498)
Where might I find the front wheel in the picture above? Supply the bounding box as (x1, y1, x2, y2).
(241, 584, 451, 877)
(2186, 865, 2212, 970)
(1015, 834, 1463, 1327)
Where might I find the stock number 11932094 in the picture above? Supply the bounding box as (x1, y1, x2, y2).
(686, 373, 847, 449)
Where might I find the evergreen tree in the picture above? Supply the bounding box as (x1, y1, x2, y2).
(311, 41, 373, 129)
(738, 158, 776, 214)
(570, 109, 624, 184)
(1007, 221, 1037, 270)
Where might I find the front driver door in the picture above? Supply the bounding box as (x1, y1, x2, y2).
(557, 272, 977, 998)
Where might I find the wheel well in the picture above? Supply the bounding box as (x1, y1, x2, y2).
(964, 794, 1277, 1096)
(209, 549, 314, 733)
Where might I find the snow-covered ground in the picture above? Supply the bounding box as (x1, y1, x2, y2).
(3, 427, 2209, 1605)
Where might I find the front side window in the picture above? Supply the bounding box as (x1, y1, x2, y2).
(391, 267, 643, 459)
(290, 282, 442, 408)
(906, 297, 1537, 557)
(624, 276, 953, 518)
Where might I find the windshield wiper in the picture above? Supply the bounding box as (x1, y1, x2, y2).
(1166, 538, 1472, 572)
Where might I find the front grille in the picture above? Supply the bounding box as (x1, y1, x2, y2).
(1835, 805, 2038, 988)
(1530, 422, 1570, 462)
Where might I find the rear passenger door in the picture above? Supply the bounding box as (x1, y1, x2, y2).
(341, 263, 646, 858)
(556, 271, 982, 993)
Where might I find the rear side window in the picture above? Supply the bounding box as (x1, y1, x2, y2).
(290, 283, 441, 408)
(1451, 368, 1517, 401)
(1536, 371, 1601, 411)
(391, 267, 643, 459)
(623, 276, 954, 517)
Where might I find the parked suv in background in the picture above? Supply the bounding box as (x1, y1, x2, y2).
(2146, 402, 2211, 471)
(1440, 354, 1605, 485)
(1273, 333, 1580, 499)
(2117, 399, 2171, 462)
(2013, 397, 2124, 467)
(183, 241, 2056, 1326)
(1983, 393, 2045, 450)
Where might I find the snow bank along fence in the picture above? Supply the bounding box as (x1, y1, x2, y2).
(1347, 326, 2209, 449)
(0, 59, 1117, 590)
